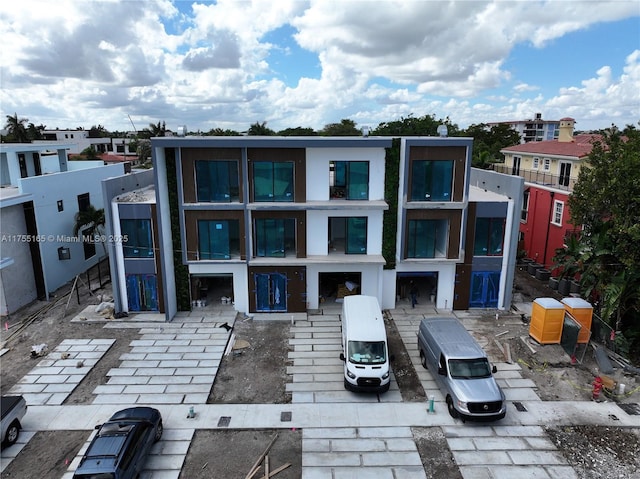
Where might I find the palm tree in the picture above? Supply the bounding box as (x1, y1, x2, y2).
(73, 205, 107, 257)
(4, 113, 29, 143)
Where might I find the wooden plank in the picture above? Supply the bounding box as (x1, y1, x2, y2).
(258, 463, 292, 479)
(245, 434, 279, 479)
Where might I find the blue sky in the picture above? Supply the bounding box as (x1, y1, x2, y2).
(1, 0, 638, 133)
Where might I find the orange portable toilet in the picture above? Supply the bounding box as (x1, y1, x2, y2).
(562, 297, 593, 344)
(529, 297, 565, 344)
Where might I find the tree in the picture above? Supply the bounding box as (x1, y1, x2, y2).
(88, 125, 109, 138)
(247, 121, 275, 136)
(140, 121, 166, 139)
(4, 113, 29, 143)
(203, 127, 241, 136)
(463, 123, 521, 167)
(26, 123, 44, 141)
(372, 114, 458, 137)
(80, 146, 100, 159)
(320, 119, 360, 136)
(277, 126, 317, 136)
(73, 205, 107, 257)
(566, 126, 640, 357)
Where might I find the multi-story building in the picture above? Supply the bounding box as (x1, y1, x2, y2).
(495, 118, 600, 270)
(395, 138, 522, 311)
(0, 143, 127, 315)
(487, 113, 560, 143)
(106, 135, 522, 319)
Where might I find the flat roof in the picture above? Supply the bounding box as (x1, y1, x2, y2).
(151, 136, 393, 149)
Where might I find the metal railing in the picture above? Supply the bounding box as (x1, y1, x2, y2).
(492, 164, 577, 191)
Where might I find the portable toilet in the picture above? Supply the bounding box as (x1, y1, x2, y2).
(562, 297, 593, 344)
(529, 297, 565, 344)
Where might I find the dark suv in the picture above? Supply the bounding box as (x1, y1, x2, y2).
(72, 407, 163, 479)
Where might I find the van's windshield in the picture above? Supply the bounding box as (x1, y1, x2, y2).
(448, 358, 491, 379)
(348, 341, 386, 364)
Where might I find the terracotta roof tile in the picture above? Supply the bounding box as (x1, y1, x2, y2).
(501, 134, 603, 158)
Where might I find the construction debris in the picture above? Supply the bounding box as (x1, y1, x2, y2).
(245, 434, 292, 479)
(30, 343, 48, 358)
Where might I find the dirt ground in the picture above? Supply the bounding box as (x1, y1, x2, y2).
(2, 265, 640, 478)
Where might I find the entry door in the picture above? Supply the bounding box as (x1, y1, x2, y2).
(511, 156, 521, 176)
(469, 271, 500, 308)
(255, 273, 287, 312)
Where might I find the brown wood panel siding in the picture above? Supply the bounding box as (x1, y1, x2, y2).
(247, 148, 306, 202)
(181, 148, 243, 204)
(464, 202, 477, 265)
(247, 266, 307, 313)
(404, 209, 462, 259)
(453, 263, 471, 310)
(251, 210, 306, 258)
(408, 146, 467, 202)
(150, 204, 164, 313)
(184, 210, 246, 261)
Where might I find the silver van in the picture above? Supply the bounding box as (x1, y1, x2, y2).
(418, 317, 506, 421)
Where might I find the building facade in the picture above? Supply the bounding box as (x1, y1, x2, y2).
(0, 143, 126, 315)
(496, 118, 599, 270)
(487, 113, 560, 143)
(106, 135, 521, 319)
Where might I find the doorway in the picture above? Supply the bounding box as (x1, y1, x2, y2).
(255, 273, 287, 312)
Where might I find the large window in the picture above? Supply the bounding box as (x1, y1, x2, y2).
(328, 217, 367, 254)
(254, 218, 296, 257)
(410, 160, 453, 201)
(195, 160, 239, 202)
(330, 161, 369, 199)
(120, 219, 154, 258)
(406, 219, 448, 258)
(197, 220, 240, 260)
(253, 162, 294, 202)
(473, 218, 505, 256)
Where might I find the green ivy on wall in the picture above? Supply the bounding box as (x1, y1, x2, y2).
(165, 148, 192, 311)
(382, 139, 400, 270)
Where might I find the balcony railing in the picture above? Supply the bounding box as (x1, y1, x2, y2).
(492, 164, 577, 191)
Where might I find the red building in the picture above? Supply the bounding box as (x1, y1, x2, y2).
(495, 118, 601, 272)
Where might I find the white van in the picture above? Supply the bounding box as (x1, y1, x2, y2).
(339, 295, 391, 393)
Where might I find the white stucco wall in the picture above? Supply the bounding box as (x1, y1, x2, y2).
(19, 164, 126, 297)
(305, 147, 386, 201)
(306, 209, 384, 256)
(0, 204, 38, 314)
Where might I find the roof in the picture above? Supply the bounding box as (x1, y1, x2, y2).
(501, 134, 602, 158)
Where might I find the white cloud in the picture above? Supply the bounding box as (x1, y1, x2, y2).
(0, 0, 638, 132)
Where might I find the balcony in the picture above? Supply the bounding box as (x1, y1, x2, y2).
(492, 164, 577, 191)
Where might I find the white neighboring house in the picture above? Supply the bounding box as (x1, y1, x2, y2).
(0, 142, 127, 316)
(33, 129, 138, 158)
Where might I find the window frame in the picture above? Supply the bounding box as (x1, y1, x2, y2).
(197, 219, 240, 260)
(532, 157, 539, 169)
(120, 219, 154, 258)
(252, 161, 294, 202)
(521, 190, 530, 222)
(473, 217, 505, 256)
(410, 160, 454, 202)
(254, 218, 296, 257)
(552, 200, 564, 225)
(406, 218, 449, 258)
(330, 161, 369, 200)
(543, 157, 551, 171)
(328, 216, 368, 254)
(195, 160, 240, 203)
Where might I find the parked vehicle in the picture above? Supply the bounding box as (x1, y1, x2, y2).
(339, 295, 391, 393)
(1, 396, 27, 448)
(417, 317, 506, 421)
(72, 406, 163, 479)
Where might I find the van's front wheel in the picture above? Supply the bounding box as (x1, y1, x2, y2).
(446, 396, 459, 419)
(419, 350, 427, 369)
